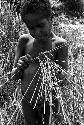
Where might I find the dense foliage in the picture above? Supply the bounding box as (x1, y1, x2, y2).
(1, 0, 84, 125)
(59, 0, 84, 17)
(52, 0, 84, 18)
(3, 0, 84, 18)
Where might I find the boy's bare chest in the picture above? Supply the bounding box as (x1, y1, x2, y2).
(21, 39, 56, 94)
(25, 40, 54, 59)
(23, 39, 55, 77)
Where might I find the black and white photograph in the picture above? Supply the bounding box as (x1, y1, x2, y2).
(0, 0, 84, 125)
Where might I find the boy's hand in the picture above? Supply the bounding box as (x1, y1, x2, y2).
(11, 54, 32, 81)
(17, 54, 32, 71)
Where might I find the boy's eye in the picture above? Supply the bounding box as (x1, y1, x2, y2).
(27, 25, 34, 30)
(37, 23, 44, 28)
(28, 27, 34, 30)
(28, 23, 45, 30)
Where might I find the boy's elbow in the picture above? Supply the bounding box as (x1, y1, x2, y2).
(56, 59, 68, 78)
(58, 61, 68, 72)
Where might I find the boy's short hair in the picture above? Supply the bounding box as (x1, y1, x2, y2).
(20, 0, 52, 23)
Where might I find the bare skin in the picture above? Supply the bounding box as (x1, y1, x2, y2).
(11, 13, 68, 125)
(13, 34, 68, 101)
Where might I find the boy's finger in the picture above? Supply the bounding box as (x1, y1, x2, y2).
(17, 62, 22, 68)
(20, 55, 31, 62)
(26, 54, 32, 58)
(18, 59, 24, 64)
(19, 57, 28, 65)
(19, 56, 25, 60)
(17, 62, 28, 70)
(26, 54, 32, 61)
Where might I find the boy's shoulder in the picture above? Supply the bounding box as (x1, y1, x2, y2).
(19, 33, 33, 41)
(52, 32, 67, 44)
(52, 32, 68, 48)
(18, 34, 34, 48)
(55, 36, 67, 43)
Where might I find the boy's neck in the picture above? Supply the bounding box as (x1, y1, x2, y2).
(34, 32, 53, 46)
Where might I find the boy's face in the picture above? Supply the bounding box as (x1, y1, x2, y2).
(24, 13, 52, 41)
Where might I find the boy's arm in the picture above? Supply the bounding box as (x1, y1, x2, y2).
(55, 41, 68, 85)
(11, 35, 28, 81)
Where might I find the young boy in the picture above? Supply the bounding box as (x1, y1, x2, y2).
(11, 0, 68, 125)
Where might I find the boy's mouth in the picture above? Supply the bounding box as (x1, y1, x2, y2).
(36, 36, 48, 40)
(36, 34, 49, 39)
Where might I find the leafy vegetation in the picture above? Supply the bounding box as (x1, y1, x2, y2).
(1, 0, 84, 125)
(59, 0, 84, 17)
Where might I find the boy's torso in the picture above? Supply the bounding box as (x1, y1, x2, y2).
(21, 33, 66, 103)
